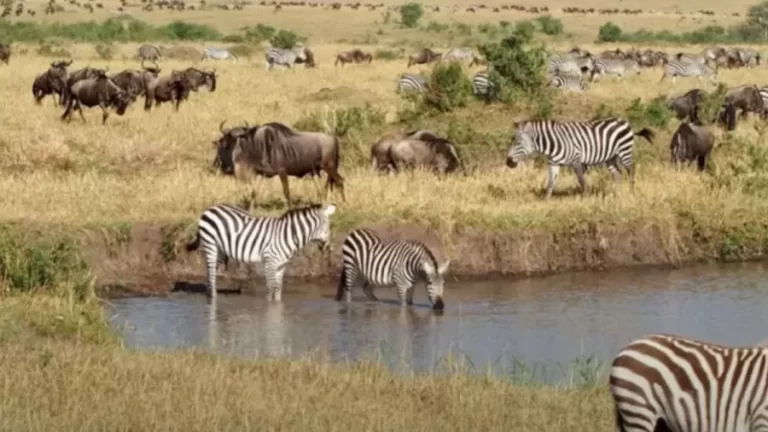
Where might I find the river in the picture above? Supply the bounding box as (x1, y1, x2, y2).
(104, 262, 768, 385)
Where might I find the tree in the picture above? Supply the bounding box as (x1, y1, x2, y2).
(478, 28, 547, 103)
(399, 3, 424, 28)
(598, 22, 623, 42)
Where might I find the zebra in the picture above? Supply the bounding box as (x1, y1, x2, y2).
(661, 60, 717, 84)
(549, 73, 587, 92)
(759, 86, 768, 119)
(442, 47, 476, 64)
(590, 58, 641, 82)
(611, 333, 768, 432)
(137, 44, 162, 64)
(396, 73, 426, 94)
(201, 47, 237, 63)
(506, 118, 655, 199)
(335, 228, 449, 310)
(472, 70, 496, 100)
(264, 47, 312, 71)
(548, 52, 593, 76)
(185, 203, 337, 300)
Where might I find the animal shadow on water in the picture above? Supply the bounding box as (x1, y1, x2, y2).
(172, 281, 242, 295)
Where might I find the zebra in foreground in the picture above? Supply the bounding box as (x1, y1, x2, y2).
(506, 118, 655, 199)
(548, 52, 593, 75)
(137, 44, 162, 64)
(396, 73, 426, 94)
(472, 71, 496, 100)
(758, 86, 768, 119)
(611, 333, 768, 432)
(265, 47, 313, 70)
(335, 228, 448, 310)
(201, 47, 237, 63)
(661, 60, 717, 84)
(185, 203, 337, 300)
(549, 74, 587, 92)
(590, 59, 641, 82)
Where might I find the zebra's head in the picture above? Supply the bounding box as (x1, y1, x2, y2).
(506, 122, 537, 168)
(424, 259, 449, 311)
(303, 204, 337, 251)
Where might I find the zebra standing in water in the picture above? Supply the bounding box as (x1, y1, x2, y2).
(549, 73, 587, 92)
(396, 73, 426, 94)
(335, 228, 448, 310)
(472, 70, 496, 100)
(506, 118, 655, 199)
(611, 333, 768, 432)
(265, 47, 312, 71)
(137, 43, 162, 64)
(661, 60, 717, 84)
(186, 203, 337, 300)
(201, 47, 238, 62)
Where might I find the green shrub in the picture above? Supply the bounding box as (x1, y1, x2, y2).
(515, 20, 536, 39)
(36, 41, 71, 58)
(93, 43, 115, 60)
(374, 49, 401, 60)
(697, 84, 728, 127)
(222, 34, 245, 43)
(425, 21, 449, 33)
(160, 21, 222, 40)
(270, 29, 305, 49)
(598, 22, 623, 42)
(400, 2, 424, 28)
(535, 15, 563, 36)
(625, 96, 673, 130)
(479, 28, 547, 104)
(244, 24, 276, 44)
(422, 62, 474, 113)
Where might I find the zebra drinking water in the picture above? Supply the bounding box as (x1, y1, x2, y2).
(396, 73, 426, 94)
(335, 228, 449, 310)
(506, 117, 655, 199)
(185, 203, 337, 301)
(611, 333, 768, 432)
(265, 47, 314, 71)
(201, 47, 237, 63)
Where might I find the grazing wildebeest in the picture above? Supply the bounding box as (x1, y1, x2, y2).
(32, 60, 72, 105)
(0, 43, 10, 65)
(61, 69, 134, 125)
(334, 48, 372, 66)
(725, 84, 764, 119)
(370, 130, 440, 172)
(213, 121, 345, 205)
(668, 88, 737, 130)
(110, 60, 162, 99)
(144, 70, 189, 112)
(670, 121, 715, 172)
(176, 67, 217, 93)
(61, 66, 105, 107)
(407, 48, 442, 67)
(388, 136, 464, 174)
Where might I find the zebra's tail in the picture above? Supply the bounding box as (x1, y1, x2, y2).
(334, 267, 347, 302)
(634, 128, 655, 144)
(614, 405, 628, 432)
(185, 231, 200, 252)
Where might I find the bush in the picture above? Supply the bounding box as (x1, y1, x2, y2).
(515, 20, 536, 39)
(270, 29, 305, 49)
(478, 28, 547, 104)
(625, 96, 673, 130)
(93, 43, 115, 60)
(598, 22, 623, 42)
(244, 24, 276, 44)
(374, 49, 401, 60)
(161, 21, 222, 40)
(422, 62, 474, 113)
(400, 3, 424, 28)
(535, 15, 563, 36)
(36, 41, 71, 58)
(222, 34, 245, 43)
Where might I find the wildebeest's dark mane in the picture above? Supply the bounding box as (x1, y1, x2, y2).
(423, 138, 460, 165)
(278, 203, 324, 219)
(262, 122, 298, 137)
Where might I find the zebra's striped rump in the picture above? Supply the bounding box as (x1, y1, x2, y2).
(336, 228, 449, 310)
(611, 333, 768, 432)
(186, 203, 337, 300)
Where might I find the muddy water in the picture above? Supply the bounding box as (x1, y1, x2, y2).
(106, 262, 768, 384)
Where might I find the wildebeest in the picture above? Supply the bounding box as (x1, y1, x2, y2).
(32, 60, 72, 105)
(0, 43, 10, 65)
(110, 60, 162, 99)
(334, 48, 372, 66)
(176, 67, 217, 93)
(725, 84, 764, 119)
(213, 121, 345, 205)
(61, 69, 134, 125)
(371, 130, 441, 172)
(668, 88, 737, 130)
(670, 121, 715, 171)
(407, 48, 442, 67)
(144, 70, 189, 112)
(61, 66, 105, 107)
(389, 136, 464, 174)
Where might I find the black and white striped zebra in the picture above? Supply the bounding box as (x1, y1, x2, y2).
(549, 73, 587, 92)
(396, 73, 426, 94)
(661, 60, 717, 84)
(759, 86, 768, 119)
(442, 47, 476, 64)
(185, 203, 337, 300)
(265, 47, 311, 70)
(201, 47, 237, 62)
(335, 228, 448, 310)
(548, 52, 593, 75)
(611, 333, 768, 432)
(590, 58, 641, 82)
(506, 118, 655, 198)
(137, 44, 162, 63)
(472, 70, 496, 100)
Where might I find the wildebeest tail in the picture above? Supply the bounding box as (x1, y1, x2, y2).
(185, 230, 200, 252)
(634, 128, 655, 144)
(32, 82, 41, 104)
(329, 136, 342, 186)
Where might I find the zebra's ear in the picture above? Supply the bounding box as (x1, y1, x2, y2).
(323, 205, 337, 216)
(438, 260, 450, 275)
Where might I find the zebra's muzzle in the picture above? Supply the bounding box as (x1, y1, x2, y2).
(506, 157, 518, 168)
(432, 296, 445, 311)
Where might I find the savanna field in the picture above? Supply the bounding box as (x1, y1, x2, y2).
(3, 0, 768, 428)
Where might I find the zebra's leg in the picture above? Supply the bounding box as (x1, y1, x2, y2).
(544, 164, 560, 199)
(607, 158, 622, 183)
(396, 283, 410, 307)
(362, 282, 378, 301)
(204, 247, 219, 298)
(406, 285, 415, 305)
(573, 163, 588, 196)
(264, 259, 287, 301)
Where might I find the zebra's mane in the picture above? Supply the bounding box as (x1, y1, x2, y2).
(278, 204, 324, 220)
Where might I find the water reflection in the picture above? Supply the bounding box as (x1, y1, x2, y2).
(107, 262, 768, 383)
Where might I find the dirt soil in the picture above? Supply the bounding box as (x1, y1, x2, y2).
(83, 220, 746, 298)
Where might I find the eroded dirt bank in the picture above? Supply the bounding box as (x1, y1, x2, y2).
(81, 220, 766, 297)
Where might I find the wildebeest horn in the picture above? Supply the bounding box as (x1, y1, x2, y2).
(66, 59, 73, 66)
(219, 120, 226, 133)
(103, 65, 109, 73)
